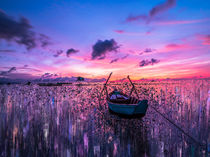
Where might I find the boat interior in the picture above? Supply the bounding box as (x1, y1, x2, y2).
(107, 91, 140, 104)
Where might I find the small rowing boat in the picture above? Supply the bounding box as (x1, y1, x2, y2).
(100, 73, 148, 116)
(107, 90, 148, 115)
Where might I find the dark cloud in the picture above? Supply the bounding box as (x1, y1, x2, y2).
(0, 67, 16, 76)
(39, 34, 51, 48)
(54, 50, 63, 57)
(92, 39, 120, 60)
(126, 0, 176, 23)
(144, 48, 153, 53)
(41, 73, 57, 79)
(149, 0, 176, 17)
(110, 58, 119, 64)
(0, 10, 50, 50)
(110, 54, 129, 64)
(139, 48, 155, 55)
(66, 48, 79, 57)
(139, 58, 160, 67)
(41, 73, 51, 77)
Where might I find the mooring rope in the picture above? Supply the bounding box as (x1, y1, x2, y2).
(150, 104, 206, 148)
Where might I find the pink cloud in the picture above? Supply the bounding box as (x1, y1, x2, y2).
(113, 30, 146, 36)
(163, 43, 191, 51)
(114, 30, 125, 34)
(197, 34, 210, 45)
(146, 30, 152, 35)
(154, 18, 209, 25)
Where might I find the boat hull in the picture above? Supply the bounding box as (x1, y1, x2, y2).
(107, 100, 148, 116)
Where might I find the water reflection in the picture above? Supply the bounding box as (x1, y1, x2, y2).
(0, 80, 209, 157)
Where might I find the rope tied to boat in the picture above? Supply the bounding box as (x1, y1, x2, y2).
(150, 103, 207, 148)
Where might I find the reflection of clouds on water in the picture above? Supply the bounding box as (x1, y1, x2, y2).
(0, 80, 209, 156)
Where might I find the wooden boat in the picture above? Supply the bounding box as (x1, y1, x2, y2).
(107, 90, 148, 115)
(100, 72, 148, 116)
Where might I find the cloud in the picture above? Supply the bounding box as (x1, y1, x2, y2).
(155, 19, 209, 25)
(149, 0, 176, 17)
(19, 65, 42, 72)
(66, 48, 79, 57)
(41, 73, 51, 78)
(113, 30, 146, 36)
(110, 54, 129, 64)
(164, 43, 189, 51)
(144, 48, 153, 53)
(166, 44, 180, 48)
(139, 58, 160, 67)
(54, 50, 63, 57)
(0, 10, 51, 50)
(0, 67, 16, 76)
(114, 30, 125, 34)
(0, 73, 39, 80)
(92, 39, 120, 60)
(202, 35, 210, 45)
(0, 66, 42, 77)
(156, 43, 192, 53)
(121, 54, 129, 60)
(39, 34, 51, 48)
(139, 48, 156, 55)
(41, 73, 58, 79)
(197, 34, 210, 45)
(110, 58, 119, 64)
(146, 30, 152, 35)
(125, 0, 176, 23)
(126, 15, 148, 23)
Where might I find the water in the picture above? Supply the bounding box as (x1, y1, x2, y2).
(0, 79, 209, 157)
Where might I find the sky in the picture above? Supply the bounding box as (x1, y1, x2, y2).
(0, 0, 210, 80)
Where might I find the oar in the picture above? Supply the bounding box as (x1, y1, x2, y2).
(127, 75, 140, 99)
(99, 72, 112, 100)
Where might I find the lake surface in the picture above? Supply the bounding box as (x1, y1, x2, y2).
(0, 79, 209, 157)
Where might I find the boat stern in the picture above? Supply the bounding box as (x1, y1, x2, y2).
(133, 100, 148, 115)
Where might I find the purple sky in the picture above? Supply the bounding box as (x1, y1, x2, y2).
(0, 0, 210, 80)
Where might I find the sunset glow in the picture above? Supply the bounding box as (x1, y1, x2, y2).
(0, 0, 209, 81)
